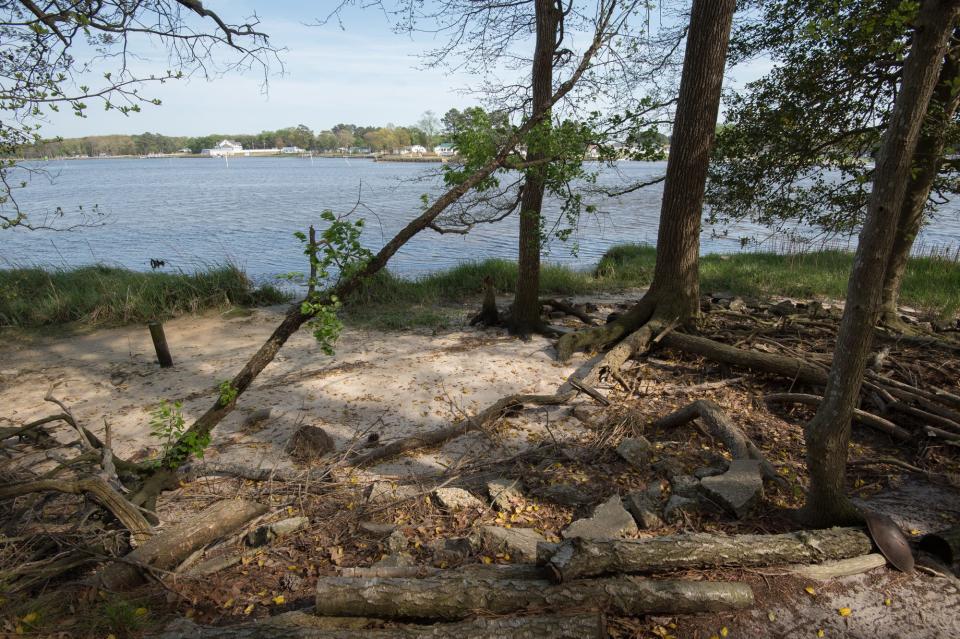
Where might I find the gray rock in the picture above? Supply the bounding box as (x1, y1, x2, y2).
(646, 480, 666, 501)
(286, 425, 335, 462)
(245, 516, 309, 547)
(372, 552, 414, 569)
(651, 457, 685, 479)
(536, 542, 560, 564)
(487, 479, 524, 511)
(434, 487, 483, 511)
(368, 481, 419, 503)
(359, 521, 397, 536)
(663, 495, 699, 523)
(539, 483, 593, 507)
(562, 495, 638, 540)
(386, 529, 408, 554)
(693, 465, 728, 480)
(616, 437, 652, 469)
(770, 300, 799, 316)
(623, 491, 664, 530)
(699, 459, 764, 518)
(670, 474, 701, 499)
(480, 526, 545, 563)
(729, 297, 747, 313)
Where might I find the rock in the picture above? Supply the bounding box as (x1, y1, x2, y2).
(712, 291, 736, 301)
(623, 491, 664, 530)
(480, 526, 545, 563)
(562, 495, 638, 540)
(728, 297, 747, 313)
(539, 483, 593, 507)
(584, 302, 599, 312)
(536, 542, 560, 564)
(246, 516, 309, 546)
(616, 436, 652, 469)
(663, 495, 699, 523)
(437, 537, 474, 560)
(434, 487, 484, 511)
(487, 479, 524, 511)
(770, 300, 799, 317)
(651, 457, 685, 479)
(699, 459, 763, 518)
(693, 465, 728, 480)
(569, 404, 604, 424)
(716, 298, 732, 309)
(368, 481, 418, 503)
(372, 552, 414, 569)
(242, 408, 273, 432)
(386, 529, 408, 554)
(286, 425, 335, 462)
(646, 480, 666, 501)
(670, 475, 701, 499)
(359, 521, 397, 537)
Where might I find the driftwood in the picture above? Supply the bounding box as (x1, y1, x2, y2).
(0, 477, 153, 545)
(547, 527, 873, 582)
(98, 499, 267, 590)
(154, 611, 606, 639)
(314, 573, 753, 620)
(764, 393, 912, 441)
(350, 393, 574, 466)
(789, 553, 888, 580)
(541, 299, 596, 325)
(651, 399, 784, 485)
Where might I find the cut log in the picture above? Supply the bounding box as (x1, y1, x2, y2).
(764, 393, 912, 441)
(351, 393, 573, 466)
(153, 611, 606, 639)
(98, 499, 267, 591)
(314, 573, 752, 620)
(789, 553, 887, 580)
(547, 527, 873, 582)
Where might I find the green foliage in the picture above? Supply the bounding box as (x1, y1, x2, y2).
(217, 380, 238, 407)
(148, 400, 209, 468)
(0, 264, 288, 328)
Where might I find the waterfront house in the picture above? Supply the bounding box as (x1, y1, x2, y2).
(281, 146, 301, 154)
(201, 139, 243, 156)
(433, 142, 457, 156)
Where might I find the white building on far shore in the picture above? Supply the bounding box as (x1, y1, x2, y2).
(201, 140, 243, 156)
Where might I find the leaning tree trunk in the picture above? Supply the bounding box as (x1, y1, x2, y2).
(511, 0, 562, 335)
(556, 0, 735, 361)
(802, 0, 960, 527)
(879, 28, 960, 329)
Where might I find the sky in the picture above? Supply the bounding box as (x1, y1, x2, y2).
(39, 1, 773, 139)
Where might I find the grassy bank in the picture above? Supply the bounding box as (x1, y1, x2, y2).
(344, 245, 960, 329)
(0, 264, 288, 328)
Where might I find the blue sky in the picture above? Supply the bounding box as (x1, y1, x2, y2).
(42, 1, 772, 138)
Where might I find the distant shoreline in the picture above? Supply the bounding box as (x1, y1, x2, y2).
(6, 152, 456, 163)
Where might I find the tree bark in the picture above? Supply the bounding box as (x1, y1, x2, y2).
(880, 29, 960, 328)
(547, 527, 873, 582)
(313, 574, 753, 620)
(155, 611, 606, 639)
(802, 0, 960, 527)
(511, 0, 562, 335)
(97, 499, 267, 591)
(555, 0, 735, 360)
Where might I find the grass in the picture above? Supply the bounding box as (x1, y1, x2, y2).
(0, 263, 288, 328)
(342, 244, 960, 329)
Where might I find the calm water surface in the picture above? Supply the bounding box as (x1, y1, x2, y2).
(3, 157, 959, 283)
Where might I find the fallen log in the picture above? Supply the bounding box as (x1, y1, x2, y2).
(154, 611, 606, 639)
(541, 299, 596, 326)
(547, 527, 873, 582)
(314, 573, 753, 620)
(350, 393, 573, 466)
(98, 499, 267, 591)
(764, 393, 912, 441)
(789, 553, 887, 580)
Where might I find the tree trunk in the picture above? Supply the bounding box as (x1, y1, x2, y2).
(802, 0, 960, 527)
(880, 29, 960, 328)
(511, 0, 562, 335)
(314, 574, 753, 620)
(547, 528, 873, 582)
(555, 0, 735, 360)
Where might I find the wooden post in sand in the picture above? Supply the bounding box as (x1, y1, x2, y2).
(148, 321, 173, 368)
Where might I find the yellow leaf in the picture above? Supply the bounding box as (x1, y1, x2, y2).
(134, 607, 148, 616)
(768, 611, 777, 621)
(272, 595, 285, 605)
(107, 635, 117, 639)
(720, 627, 729, 637)
(481, 556, 493, 564)
(243, 603, 255, 615)
(817, 630, 824, 638)
(909, 529, 921, 536)
(15, 625, 23, 635)
(223, 598, 234, 609)
(21, 612, 38, 624)
(710, 635, 720, 639)
(884, 598, 892, 607)
(838, 607, 852, 617)
(804, 586, 817, 596)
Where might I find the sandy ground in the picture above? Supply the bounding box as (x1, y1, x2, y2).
(0, 304, 589, 477)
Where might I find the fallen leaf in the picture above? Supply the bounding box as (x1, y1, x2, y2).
(272, 595, 285, 605)
(21, 612, 38, 624)
(838, 607, 852, 617)
(134, 607, 148, 617)
(243, 603, 255, 615)
(720, 627, 729, 637)
(817, 630, 824, 638)
(884, 598, 892, 607)
(804, 586, 817, 596)
(768, 612, 777, 622)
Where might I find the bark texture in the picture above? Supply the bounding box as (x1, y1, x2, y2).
(511, 0, 562, 335)
(555, 0, 735, 360)
(803, 0, 960, 527)
(98, 499, 266, 590)
(155, 611, 606, 639)
(313, 574, 753, 620)
(547, 527, 873, 582)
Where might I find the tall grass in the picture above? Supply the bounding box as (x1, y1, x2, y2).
(0, 264, 288, 328)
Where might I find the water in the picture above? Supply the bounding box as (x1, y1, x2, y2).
(2, 157, 959, 283)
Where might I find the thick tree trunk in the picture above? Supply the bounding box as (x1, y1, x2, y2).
(314, 574, 753, 620)
(156, 611, 606, 639)
(547, 527, 873, 582)
(880, 30, 960, 328)
(555, 0, 735, 360)
(802, 0, 960, 527)
(511, 0, 562, 335)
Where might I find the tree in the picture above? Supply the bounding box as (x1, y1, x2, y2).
(800, 0, 960, 526)
(707, 0, 960, 329)
(417, 110, 441, 146)
(556, 0, 737, 364)
(0, 0, 277, 230)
